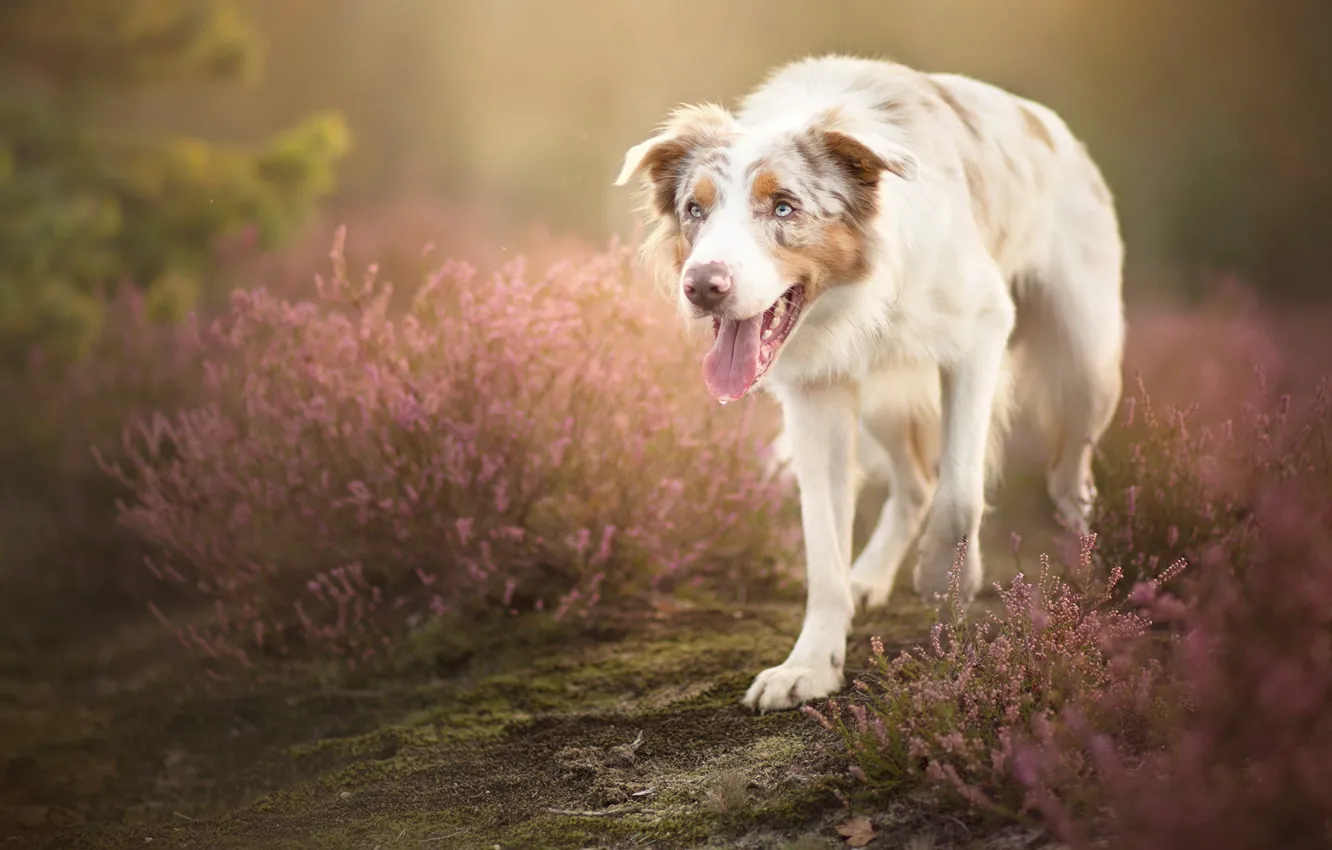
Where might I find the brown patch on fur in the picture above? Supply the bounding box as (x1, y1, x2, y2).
(772, 221, 870, 305)
(750, 169, 780, 206)
(907, 417, 936, 484)
(823, 131, 889, 183)
(819, 131, 891, 224)
(693, 174, 718, 209)
(929, 79, 981, 140)
(1019, 104, 1056, 151)
(636, 138, 695, 218)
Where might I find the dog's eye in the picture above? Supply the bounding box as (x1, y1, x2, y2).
(687, 202, 704, 219)
(774, 201, 795, 218)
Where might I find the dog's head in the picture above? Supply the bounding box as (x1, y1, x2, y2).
(615, 104, 917, 402)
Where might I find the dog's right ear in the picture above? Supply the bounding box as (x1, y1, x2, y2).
(614, 103, 738, 217)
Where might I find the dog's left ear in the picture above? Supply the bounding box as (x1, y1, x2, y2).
(818, 126, 920, 185)
(614, 133, 692, 195)
(614, 103, 739, 216)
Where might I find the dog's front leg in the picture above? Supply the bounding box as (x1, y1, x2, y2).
(743, 380, 859, 713)
(914, 284, 1014, 606)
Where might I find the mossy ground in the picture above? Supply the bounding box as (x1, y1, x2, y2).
(1, 452, 1070, 850)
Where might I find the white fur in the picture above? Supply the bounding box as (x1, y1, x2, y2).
(617, 55, 1125, 713)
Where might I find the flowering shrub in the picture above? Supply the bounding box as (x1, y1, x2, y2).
(100, 228, 798, 671)
(806, 535, 1182, 821)
(808, 346, 1332, 847)
(1094, 284, 1332, 599)
(1047, 475, 1332, 850)
(1093, 371, 1330, 600)
(1035, 379, 1332, 849)
(1089, 374, 1257, 598)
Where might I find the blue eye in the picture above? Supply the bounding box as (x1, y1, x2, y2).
(774, 201, 795, 218)
(687, 202, 704, 219)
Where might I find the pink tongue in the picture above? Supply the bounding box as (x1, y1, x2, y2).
(702, 317, 762, 402)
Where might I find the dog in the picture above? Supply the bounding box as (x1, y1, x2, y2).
(614, 55, 1124, 713)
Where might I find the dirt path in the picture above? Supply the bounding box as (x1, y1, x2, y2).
(1, 464, 1068, 849)
(2, 599, 926, 849)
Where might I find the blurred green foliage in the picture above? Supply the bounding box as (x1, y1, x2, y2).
(0, 0, 349, 367)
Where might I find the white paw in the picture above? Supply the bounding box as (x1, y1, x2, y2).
(849, 569, 895, 611)
(742, 659, 844, 713)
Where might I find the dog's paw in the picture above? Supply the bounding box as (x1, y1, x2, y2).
(742, 659, 844, 713)
(849, 571, 895, 611)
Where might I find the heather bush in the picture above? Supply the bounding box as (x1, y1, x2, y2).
(1021, 472, 1332, 850)
(1026, 380, 1332, 849)
(811, 355, 1332, 844)
(1089, 374, 1257, 597)
(100, 228, 798, 671)
(1092, 370, 1331, 599)
(1093, 285, 1332, 598)
(806, 536, 1182, 822)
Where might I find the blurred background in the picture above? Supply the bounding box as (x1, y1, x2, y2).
(3, 0, 1332, 653)
(6, 7, 1332, 842)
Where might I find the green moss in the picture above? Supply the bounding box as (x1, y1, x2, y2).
(7, 599, 949, 849)
(776, 836, 839, 850)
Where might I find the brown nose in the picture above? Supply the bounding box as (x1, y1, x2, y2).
(682, 261, 733, 311)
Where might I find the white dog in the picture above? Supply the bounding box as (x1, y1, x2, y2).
(615, 55, 1124, 713)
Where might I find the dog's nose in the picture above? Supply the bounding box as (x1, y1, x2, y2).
(682, 261, 733, 311)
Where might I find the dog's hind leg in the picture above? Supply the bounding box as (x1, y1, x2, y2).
(913, 262, 1015, 605)
(1021, 202, 1125, 536)
(849, 409, 938, 610)
(1042, 352, 1122, 537)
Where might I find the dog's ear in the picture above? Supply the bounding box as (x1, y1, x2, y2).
(614, 103, 738, 217)
(810, 107, 919, 186)
(820, 128, 919, 184)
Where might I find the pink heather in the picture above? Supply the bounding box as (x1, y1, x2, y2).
(809, 362, 1332, 849)
(100, 230, 801, 670)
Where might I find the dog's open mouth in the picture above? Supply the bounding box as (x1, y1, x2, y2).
(702, 285, 805, 403)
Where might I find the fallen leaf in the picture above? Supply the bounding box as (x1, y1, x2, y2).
(836, 815, 877, 847)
